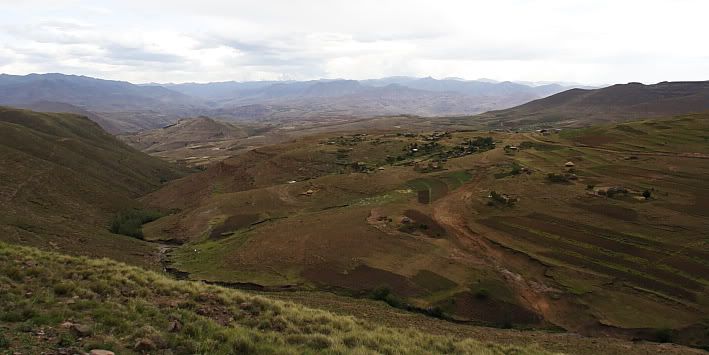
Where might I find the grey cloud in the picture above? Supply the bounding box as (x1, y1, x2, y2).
(102, 44, 185, 64)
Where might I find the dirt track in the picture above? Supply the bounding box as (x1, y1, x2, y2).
(429, 169, 610, 335)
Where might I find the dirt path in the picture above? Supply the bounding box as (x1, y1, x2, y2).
(430, 171, 598, 334)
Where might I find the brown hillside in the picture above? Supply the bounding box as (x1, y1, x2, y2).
(476, 81, 709, 128)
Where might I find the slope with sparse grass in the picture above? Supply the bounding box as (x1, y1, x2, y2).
(0, 107, 189, 267)
(0, 242, 553, 355)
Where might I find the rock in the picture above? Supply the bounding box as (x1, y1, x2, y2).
(134, 338, 157, 352)
(90, 350, 115, 355)
(69, 323, 91, 337)
(239, 302, 252, 310)
(167, 319, 182, 332)
(23, 260, 37, 267)
(400, 216, 413, 224)
(60, 321, 74, 329)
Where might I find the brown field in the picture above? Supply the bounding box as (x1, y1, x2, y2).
(132, 113, 709, 349)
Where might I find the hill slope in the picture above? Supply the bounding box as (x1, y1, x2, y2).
(0, 242, 552, 355)
(140, 113, 709, 348)
(0, 73, 206, 132)
(476, 81, 709, 128)
(0, 107, 188, 265)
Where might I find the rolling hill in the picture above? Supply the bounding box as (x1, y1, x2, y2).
(138, 112, 709, 349)
(2, 242, 699, 354)
(0, 73, 207, 132)
(118, 116, 279, 166)
(475, 81, 709, 128)
(0, 74, 590, 132)
(0, 107, 188, 265)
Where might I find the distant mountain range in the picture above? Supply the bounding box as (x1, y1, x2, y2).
(0, 73, 591, 132)
(3, 73, 706, 134)
(476, 81, 709, 128)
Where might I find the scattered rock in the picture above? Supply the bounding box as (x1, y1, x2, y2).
(167, 319, 182, 333)
(69, 323, 92, 337)
(134, 338, 157, 352)
(90, 350, 115, 355)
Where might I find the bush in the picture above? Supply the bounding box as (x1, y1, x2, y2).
(0, 331, 8, 349)
(370, 287, 405, 308)
(53, 282, 75, 296)
(474, 288, 490, 300)
(547, 173, 569, 183)
(654, 328, 673, 343)
(109, 209, 163, 238)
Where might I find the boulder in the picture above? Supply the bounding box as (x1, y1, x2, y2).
(168, 319, 182, 332)
(69, 323, 91, 337)
(89, 350, 115, 355)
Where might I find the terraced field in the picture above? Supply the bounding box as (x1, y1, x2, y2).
(136, 113, 709, 349)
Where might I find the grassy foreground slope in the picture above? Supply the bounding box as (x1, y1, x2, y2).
(0, 107, 188, 266)
(0, 242, 550, 355)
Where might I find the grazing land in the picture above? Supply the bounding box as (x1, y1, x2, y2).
(138, 112, 709, 349)
(1, 106, 707, 353)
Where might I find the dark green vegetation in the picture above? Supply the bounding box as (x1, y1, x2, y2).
(110, 209, 164, 239)
(0, 242, 551, 354)
(0, 107, 187, 266)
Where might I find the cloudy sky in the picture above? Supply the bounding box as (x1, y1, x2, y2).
(1, 0, 707, 84)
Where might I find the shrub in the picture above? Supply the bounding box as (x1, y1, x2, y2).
(510, 162, 521, 175)
(109, 209, 163, 238)
(474, 288, 490, 300)
(371, 287, 391, 301)
(370, 287, 405, 309)
(654, 328, 673, 343)
(547, 173, 569, 183)
(53, 282, 75, 296)
(57, 333, 76, 347)
(0, 331, 8, 349)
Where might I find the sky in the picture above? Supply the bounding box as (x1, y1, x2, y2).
(0, 0, 707, 85)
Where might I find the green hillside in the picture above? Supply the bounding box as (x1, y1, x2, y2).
(0, 107, 188, 266)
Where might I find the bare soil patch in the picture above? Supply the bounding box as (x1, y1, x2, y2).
(571, 202, 639, 221)
(440, 291, 542, 326)
(303, 264, 424, 297)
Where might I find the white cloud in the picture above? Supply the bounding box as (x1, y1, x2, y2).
(0, 0, 707, 84)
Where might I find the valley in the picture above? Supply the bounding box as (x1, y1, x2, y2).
(129, 112, 709, 349)
(1, 84, 708, 354)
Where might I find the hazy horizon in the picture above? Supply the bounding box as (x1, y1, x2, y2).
(1, 0, 708, 85)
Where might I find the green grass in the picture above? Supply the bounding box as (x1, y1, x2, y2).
(0, 242, 552, 354)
